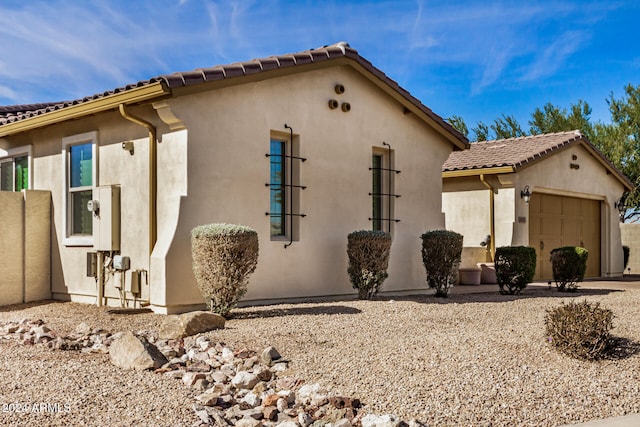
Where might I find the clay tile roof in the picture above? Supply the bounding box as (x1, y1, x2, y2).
(0, 42, 468, 148)
(443, 131, 584, 171)
(443, 130, 633, 189)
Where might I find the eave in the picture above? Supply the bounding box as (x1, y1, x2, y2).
(0, 82, 169, 138)
(442, 166, 515, 179)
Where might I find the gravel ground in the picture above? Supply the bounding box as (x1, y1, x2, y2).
(1, 285, 640, 426)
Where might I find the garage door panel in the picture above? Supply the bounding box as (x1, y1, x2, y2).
(530, 194, 600, 280)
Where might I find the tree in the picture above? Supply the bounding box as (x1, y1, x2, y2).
(491, 114, 525, 139)
(529, 100, 594, 139)
(447, 115, 469, 139)
(472, 121, 490, 141)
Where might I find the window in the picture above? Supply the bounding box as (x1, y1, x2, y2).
(0, 146, 31, 192)
(371, 154, 383, 231)
(269, 139, 286, 237)
(62, 131, 97, 246)
(266, 130, 305, 245)
(370, 144, 400, 232)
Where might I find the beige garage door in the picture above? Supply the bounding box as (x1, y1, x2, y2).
(529, 193, 601, 281)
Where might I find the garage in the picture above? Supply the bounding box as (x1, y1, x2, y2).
(442, 131, 631, 280)
(529, 193, 601, 280)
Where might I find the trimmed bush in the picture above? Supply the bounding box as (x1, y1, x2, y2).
(623, 245, 630, 271)
(347, 230, 392, 299)
(421, 230, 463, 297)
(550, 246, 589, 292)
(191, 223, 259, 318)
(494, 246, 536, 295)
(545, 300, 614, 360)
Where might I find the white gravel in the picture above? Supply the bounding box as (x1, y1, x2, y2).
(1, 285, 640, 426)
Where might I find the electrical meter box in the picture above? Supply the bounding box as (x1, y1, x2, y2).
(92, 185, 121, 251)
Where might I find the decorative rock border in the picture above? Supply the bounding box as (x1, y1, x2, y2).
(0, 318, 424, 427)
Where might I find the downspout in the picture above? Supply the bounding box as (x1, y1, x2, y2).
(480, 174, 496, 261)
(118, 104, 157, 257)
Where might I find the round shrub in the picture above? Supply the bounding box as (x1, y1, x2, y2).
(191, 223, 259, 317)
(421, 230, 463, 297)
(550, 246, 589, 292)
(545, 300, 614, 360)
(347, 230, 392, 299)
(494, 246, 536, 295)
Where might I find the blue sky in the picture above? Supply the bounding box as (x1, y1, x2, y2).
(1, 0, 639, 137)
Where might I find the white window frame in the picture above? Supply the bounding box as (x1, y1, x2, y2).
(62, 131, 98, 247)
(0, 145, 33, 191)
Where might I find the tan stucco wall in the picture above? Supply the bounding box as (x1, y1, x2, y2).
(443, 143, 627, 277)
(620, 223, 640, 274)
(0, 191, 24, 305)
(24, 190, 51, 302)
(0, 190, 50, 305)
(2, 64, 457, 313)
(157, 65, 453, 311)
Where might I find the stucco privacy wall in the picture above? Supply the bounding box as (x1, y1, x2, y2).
(620, 223, 640, 274)
(442, 187, 515, 267)
(0, 190, 50, 305)
(157, 65, 453, 311)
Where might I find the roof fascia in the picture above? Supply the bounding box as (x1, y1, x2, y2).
(0, 82, 169, 138)
(442, 166, 515, 178)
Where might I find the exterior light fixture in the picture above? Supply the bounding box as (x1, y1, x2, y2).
(615, 198, 626, 214)
(520, 185, 531, 204)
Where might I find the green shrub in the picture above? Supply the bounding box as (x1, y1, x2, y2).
(421, 230, 463, 297)
(545, 300, 614, 360)
(623, 245, 630, 271)
(494, 246, 536, 295)
(347, 230, 392, 299)
(191, 223, 259, 317)
(550, 246, 588, 292)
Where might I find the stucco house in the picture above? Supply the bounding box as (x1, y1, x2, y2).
(442, 131, 633, 281)
(0, 42, 469, 313)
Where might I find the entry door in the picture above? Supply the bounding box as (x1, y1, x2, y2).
(529, 194, 601, 280)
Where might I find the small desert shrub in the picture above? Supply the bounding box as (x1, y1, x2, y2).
(551, 246, 588, 292)
(623, 245, 630, 271)
(494, 246, 536, 295)
(421, 230, 463, 297)
(347, 230, 392, 299)
(545, 300, 614, 360)
(191, 223, 259, 317)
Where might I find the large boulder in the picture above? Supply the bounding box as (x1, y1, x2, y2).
(109, 331, 168, 370)
(158, 311, 225, 339)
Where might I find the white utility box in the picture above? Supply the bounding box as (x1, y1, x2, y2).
(92, 185, 120, 251)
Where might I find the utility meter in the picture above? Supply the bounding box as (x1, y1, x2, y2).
(87, 199, 100, 214)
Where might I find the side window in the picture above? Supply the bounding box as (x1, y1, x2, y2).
(370, 144, 400, 232)
(266, 129, 305, 245)
(62, 131, 97, 245)
(0, 149, 30, 192)
(269, 139, 286, 237)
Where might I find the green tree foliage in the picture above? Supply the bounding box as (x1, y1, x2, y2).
(529, 100, 594, 139)
(454, 83, 640, 221)
(447, 115, 469, 139)
(472, 121, 490, 141)
(491, 114, 525, 139)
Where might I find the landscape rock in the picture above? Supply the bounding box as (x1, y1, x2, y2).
(158, 311, 225, 339)
(361, 414, 401, 427)
(261, 346, 282, 366)
(108, 331, 168, 370)
(232, 371, 260, 389)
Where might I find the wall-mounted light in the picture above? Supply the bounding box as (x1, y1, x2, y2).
(615, 198, 626, 214)
(521, 185, 531, 204)
(122, 141, 134, 155)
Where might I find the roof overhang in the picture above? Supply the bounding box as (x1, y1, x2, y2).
(442, 166, 515, 179)
(0, 82, 170, 138)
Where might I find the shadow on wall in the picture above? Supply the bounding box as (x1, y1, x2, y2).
(50, 200, 67, 299)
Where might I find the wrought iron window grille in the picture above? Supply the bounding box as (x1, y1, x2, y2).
(368, 141, 400, 232)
